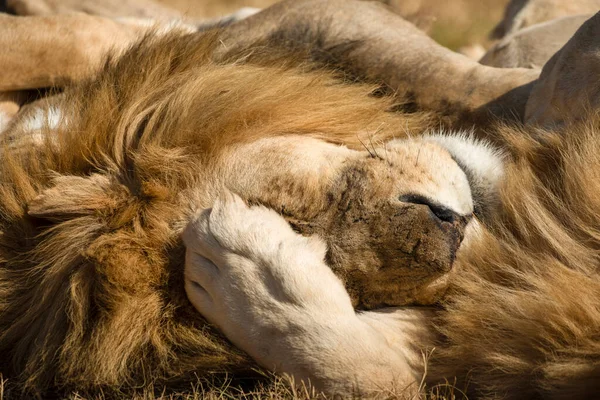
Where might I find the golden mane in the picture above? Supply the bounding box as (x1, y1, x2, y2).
(429, 118, 600, 398)
(4, 27, 598, 400)
(0, 32, 430, 394)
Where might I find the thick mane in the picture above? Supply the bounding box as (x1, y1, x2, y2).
(430, 118, 600, 398)
(0, 32, 429, 394)
(6, 26, 597, 399)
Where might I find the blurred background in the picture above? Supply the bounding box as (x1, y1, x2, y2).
(156, 0, 510, 50)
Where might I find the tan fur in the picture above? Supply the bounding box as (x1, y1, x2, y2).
(0, 10, 231, 92)
(7, 0, 261, 32)
(0, 91, 29, 132)
(0, 13, 171, 91)
(0, 31, 448, 395)
(526, 13, 600, 126)
(457, 44, 485, 61)
(2, 0, 539, 128)
(491, 0, 600, 39)
(182, 114, 600, 399)
(378, 0, 436, 33)
(7, 0, 182, 19)
(220, 0, 539, 127)
(481, 14, 590, 69)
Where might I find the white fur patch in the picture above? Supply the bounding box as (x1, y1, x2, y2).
(424, 131, 505, 188)
(11, 105, 65, 147)
(422, 131, 505, 219)
(24, 106, 63, 133)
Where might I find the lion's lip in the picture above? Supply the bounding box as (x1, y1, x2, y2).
(370, 273, 453, 308)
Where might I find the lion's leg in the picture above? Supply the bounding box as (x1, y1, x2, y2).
(182, 192, 421, 396)
(0, 13, 194, 92)
(0, 13, 141, 91)
(7, 0, 260, 31)
(6, 0, 182, 19)
(219, 0, 539, 126)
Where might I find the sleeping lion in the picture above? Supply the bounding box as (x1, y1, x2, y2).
(0, 30, 501, 395)
(2, 1, 600, 399)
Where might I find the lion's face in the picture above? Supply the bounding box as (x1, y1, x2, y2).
(307, 140, 474, 309)
(220, 134, 503, 309)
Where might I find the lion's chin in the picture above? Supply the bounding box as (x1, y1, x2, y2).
(364, 272, 453, 309)
(412, 273, 453, 305)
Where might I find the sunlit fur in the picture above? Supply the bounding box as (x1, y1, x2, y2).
(2, 27, 599, 399)
(428, 118, 600, 398)
(180, 116, 600, 399)
(0, 32, 434, 395)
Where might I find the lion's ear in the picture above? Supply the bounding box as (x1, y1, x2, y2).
(28, 173, 118, 221)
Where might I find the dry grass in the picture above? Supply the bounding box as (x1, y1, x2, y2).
(1, 374, 328, 400)
(0, 374, 467, 400)
(0, 354, 469, 399)
(156, 0, 509, 50)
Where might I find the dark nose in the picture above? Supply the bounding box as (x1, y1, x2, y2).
(400, 194, 473, 228)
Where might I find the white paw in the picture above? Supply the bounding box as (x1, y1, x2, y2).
(182, 191, 353, 362)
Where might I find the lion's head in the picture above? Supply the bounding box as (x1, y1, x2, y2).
(216, 134, 502, 308)
(0, 32, 502, 393)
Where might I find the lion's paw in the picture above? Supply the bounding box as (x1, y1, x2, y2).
(183, 191, 319, 274)
(182, 191, 353, 362)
